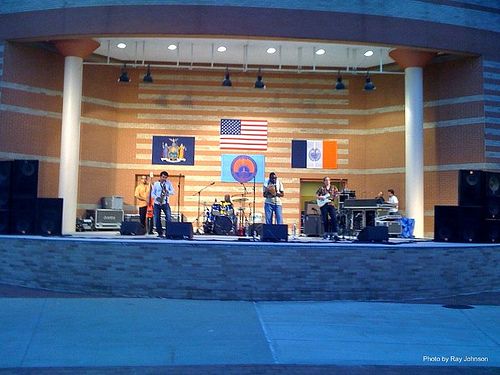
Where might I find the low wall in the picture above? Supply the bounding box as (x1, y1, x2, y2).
(0, 236, 498, 301)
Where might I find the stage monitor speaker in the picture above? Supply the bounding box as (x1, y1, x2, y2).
(483, 172, 500, 219)
(166, 222, 193, 240)
(12, 160, 39, 199)
(261, 224, 288, 242)
(483, 219, 500, 243)
(36, 198, 63, 236)
(10, 198, 37, 235)
(357, 226, 389, 243)
(0, 209, 9, 234)
(249, 223, 263, 236)
(434, 205, 483, 243)
(458, 170, 483, 206)
(303, 215, 323, 236)
(0, 161, 12, 210)
(120, 221, 146, 236)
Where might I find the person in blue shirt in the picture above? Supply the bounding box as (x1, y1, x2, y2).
(151, 171, 175, 237)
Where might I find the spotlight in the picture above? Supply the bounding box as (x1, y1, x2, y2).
(118, 64, 130, 83)
(143, 65, 153, 83)
(363, 73, 375, 91)
(335, 73, 345, 90)
(222, 68, 232, 87)
(255, 68, 265, 89)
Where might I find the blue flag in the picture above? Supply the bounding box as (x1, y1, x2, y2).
(221, 154, 265, 183)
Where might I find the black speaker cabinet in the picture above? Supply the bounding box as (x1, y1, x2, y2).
(249, 223, 263, 236)
(0, 209, 9, 234)
(483, 172, 500, 219)
(0, 161, 12, 210)
(303, 215, 323, 236)
(10, 198, 37, 235)
(458, 170, 483, 206)
(36, 198, 63, 236)
(261, 224, 288, 242)
(12, 160, 39, 199)
(357, 226, 389, 243)
(434, 205, 483, 243)
(120, 221, 146, 236)
(484, 219, 500, 243)
(166, 222, 193, 240)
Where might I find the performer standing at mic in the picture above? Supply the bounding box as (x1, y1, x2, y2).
(151, 171, 175, 237)
(263, 172, 284, 224)
(316, 176, 340, 241)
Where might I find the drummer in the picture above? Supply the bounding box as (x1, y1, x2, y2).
(263, 172, 284, 224)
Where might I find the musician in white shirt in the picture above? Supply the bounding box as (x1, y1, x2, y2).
(263, 172, 284, 224)
(151, 171, 175, 237)
(387, 189, 399, 213)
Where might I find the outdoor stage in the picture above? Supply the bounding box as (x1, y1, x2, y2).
(0, 232, 498, 302)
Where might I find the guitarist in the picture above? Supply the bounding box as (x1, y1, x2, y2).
(316, 176, 340, 241)
(134, 175, 150, 230)
(151, 171, 175, 237)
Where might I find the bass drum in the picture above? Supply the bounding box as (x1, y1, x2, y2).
(213, 215, 234, 235)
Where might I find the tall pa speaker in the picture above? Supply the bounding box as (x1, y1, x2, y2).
(458, 170, 483, 206)
(166, 222, 193, 240)
(261, 224, 288, 242)
(434, 205, 483, 243)
(10, 198, 37, 234)
(483, 172, 500, 219)
(0, 160, 13, 210)
(36, 198, 63, 236)
(12, 160, 39, 199)
(120, 221, 146, 236)
(357, 226, 389, 243)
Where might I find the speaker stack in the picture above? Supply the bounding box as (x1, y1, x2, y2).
(434, 170, 500, 243)
(0, 159, 63, 236)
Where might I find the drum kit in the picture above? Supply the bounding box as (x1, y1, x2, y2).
(202, 195, 250, 236)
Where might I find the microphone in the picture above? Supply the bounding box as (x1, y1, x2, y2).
(210, 181, 216, 186)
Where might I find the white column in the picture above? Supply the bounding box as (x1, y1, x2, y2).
(58, 56, 83, 234)
(405, 67, 424, 237)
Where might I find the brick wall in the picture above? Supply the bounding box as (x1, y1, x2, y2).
(0, 236, 498, 301)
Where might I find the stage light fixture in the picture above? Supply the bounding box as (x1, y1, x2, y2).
(255, 68, 265, 89)
(363, 73, 375, 91)
(118, 64, 130, 83)
(143, 65, 153, 83)
(335, 73, 345, 90)
(222, 68, 232, 87)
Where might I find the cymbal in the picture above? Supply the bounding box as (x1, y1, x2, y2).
(233, 197, 248, 202)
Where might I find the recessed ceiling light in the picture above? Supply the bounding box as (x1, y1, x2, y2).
(266, 47, 276, 54)
(217, 46, 227, 52)
(364, 50, 374, 57)
(315, 48, 326, 55)
(168, 44, 177, 51)
(117, 43, 126, 49)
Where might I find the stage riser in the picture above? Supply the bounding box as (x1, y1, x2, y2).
(0, 237, 498, 301)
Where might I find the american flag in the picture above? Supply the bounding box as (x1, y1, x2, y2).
(220, 118, 268, 150)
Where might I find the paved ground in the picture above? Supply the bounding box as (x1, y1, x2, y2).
(0, 284, 498, 374)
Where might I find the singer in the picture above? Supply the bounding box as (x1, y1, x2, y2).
(151, 171, 175, 237)
(263, 172, 284, 224)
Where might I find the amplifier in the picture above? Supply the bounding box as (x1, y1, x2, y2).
(375, 220, 402, 236)
(101, 196, 123, 210)
(94, 209, 124, 230)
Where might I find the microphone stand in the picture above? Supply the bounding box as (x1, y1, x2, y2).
(251, 175, 257, 241)
(177, 175, 182, 222)
(193, 181, 215, 234)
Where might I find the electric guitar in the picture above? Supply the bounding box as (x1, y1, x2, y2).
(316, 193, 332, 208)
